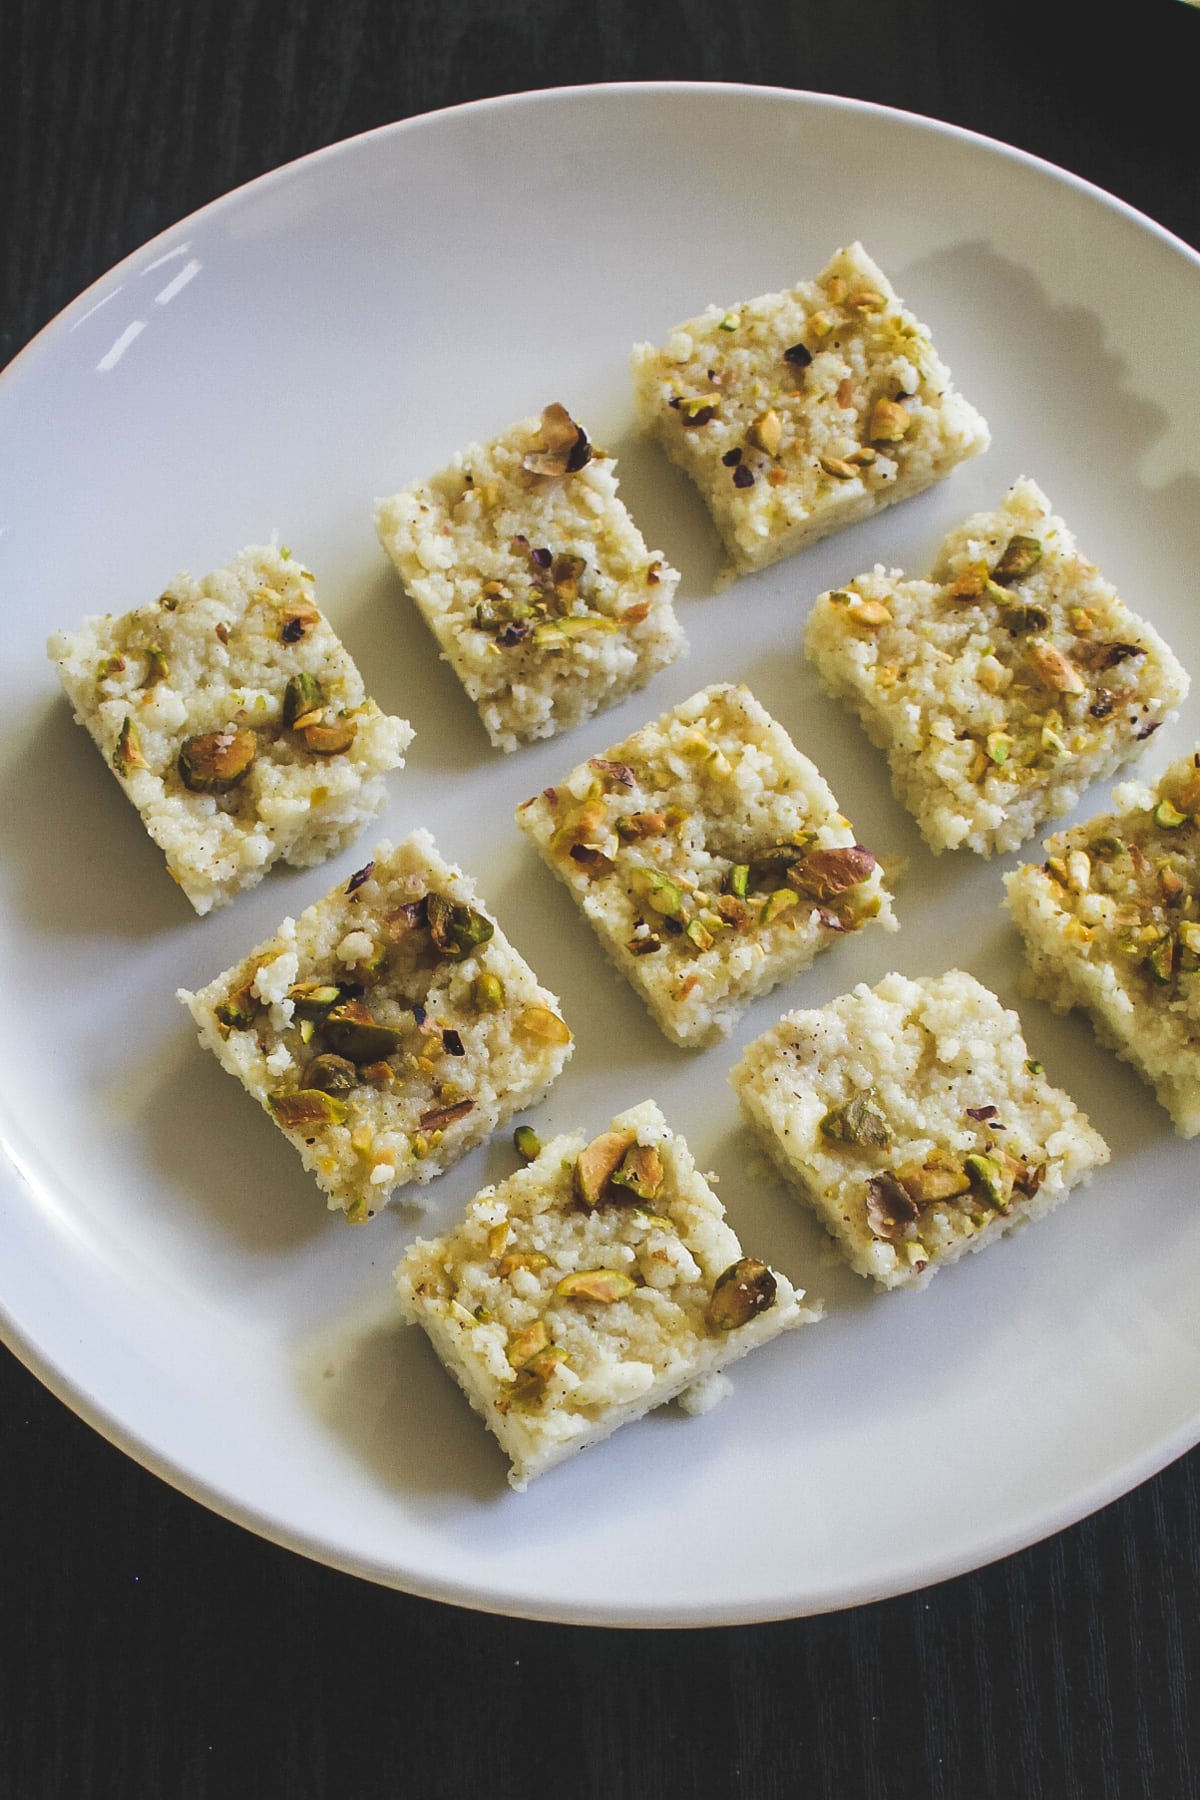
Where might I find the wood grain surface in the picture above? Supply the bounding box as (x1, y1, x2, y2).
(3, 3, 1199, 1796)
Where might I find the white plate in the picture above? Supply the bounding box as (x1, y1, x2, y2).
(4, 83, 1200, 1627)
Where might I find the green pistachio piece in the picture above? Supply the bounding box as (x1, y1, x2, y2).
(685, 917, 714, 950)
(628, 866, 687, 918)
(1154, 798, 1188, 830)
(144, 643, 169, 686)
(728, 863, 750, 899)
(896, 1149, 971, 1204)
(283, 670, 324, 727)
(268, 1089, 348, 1131)
(112, 716, 147, 776)
(864, 1171, 919, 1239)
(305, 1053, 359, 1095)
(426, 892, 495, 961)
(513, 1124, 541, 1162)
(1146, 934, 1177, 984)
(991, 535, 1042, 585)
(473, 972, 506, 1011)
(706, 1259, 778, 1331)
(574, 1129, 638, 1207)
(985, 731, 1014, 767)
(178, 727, 257, 793)
(964, 1152, 1008, 1209)
(819, 1093, 893, 1149)
(288, 981, 342, 1019)
(555, 1269, 637, 1303)
(760, 889, 799, 924)
(610, 1142, 664, 1201)
(324, 1001, 405, 1063)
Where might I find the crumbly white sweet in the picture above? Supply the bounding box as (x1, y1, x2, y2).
(1005, 751, 1200, 1135)
(178, 831, 573, 1219)
(396, 1099, 817, 1489)
(730, 970, 1109, 1291)
(515, 682, 897, 1048)
(374, 405, 685, 752)
(805, 478, 1190, 856)
(631, 241, 989, 574)
(48, 545, 414, 914)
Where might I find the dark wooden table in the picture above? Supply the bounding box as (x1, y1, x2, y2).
(4, 4, 1199, 1795)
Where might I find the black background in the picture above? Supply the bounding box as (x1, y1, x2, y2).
(4, 3, 1199, 1795)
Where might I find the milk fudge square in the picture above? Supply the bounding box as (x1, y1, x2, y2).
(516, 683, 897, 1048)
(1006, 752, 1200, 1136)
(731, 971, 1109, 1291)
(179, 832, 573, 1221)
(375, 404, 684, 753)
(396, 1100, 817, 1490)
(48, 545, 414, 914)
(631, 241, 989, 574)
(805, 478, 1189, 856)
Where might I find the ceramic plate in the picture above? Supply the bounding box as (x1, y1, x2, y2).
(4, 84, 1200, 1626)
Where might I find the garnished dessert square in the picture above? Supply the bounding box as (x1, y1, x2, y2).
(804, 478, 1189, 855)
(396, 1099, 817, 1490)
(630, 241, 989, 574)
(731, 970, 1109, 1291)
(178, 831, 573, 1221)
(48, 545, 414, 914)
(374, 404, 684, 752)
(1005, 752, 1200, 1136)
(515, 682, 897, 1048)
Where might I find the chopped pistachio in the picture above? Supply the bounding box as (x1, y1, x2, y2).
(143, 643, 169, 686)
(268, 1089, 348, 1131)
(517, 1006, 571, 1045)
(305, 1053, 359, 1096)
(522, 403, 591, 477)
(426, 892, 495, 960)
(324, 1000, 405, 1063)
(178, 727, 257, 792)
(965, 1152, 1008, 1209)
(728, 863, 750, 899)
(300, 717, 358, 755)
(896, 1148, 971, 1204)
(418, 1098, 475, 1132)
(1025, 1058, 1044, 1075)
(1026, 640, 1085, 695)
(1154, 798, 1188, 830)
(112, 716, 147, 776)
(508, 1320, 550, 1366)
(760, 888, 799, 924)
(787, 844, 877, 901)
(629, 866, 687, 918)
(472, 972, 505, 1012)
(513, 1124, 541, 1162)
(864, 1171, 919, 1239)
(750, 409, 783, 457)
(1147, 934, 1177, 984)
(497, 1250, 550, 1278)
(868, 397, 911, 442)
(685, 917, 714, 951)
(706, 1258, 777, 1331)
(555, 1268, 637, 1304)
(985, 730, 1014, 767)
(288, 981, 342, 1019)
(574, 1129, 637, 1207)
(848, 597, 891, 627)
(283, 670, 324, 727)
(718, 311, 739, 331)
(610, 1142, 664, 1201)
(819, 1092, 893, 1149)
(819, 454, 858, 481)
(992, 535, 1043, 585)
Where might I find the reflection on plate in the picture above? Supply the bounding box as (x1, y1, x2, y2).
(3, 84, 1200, 1627)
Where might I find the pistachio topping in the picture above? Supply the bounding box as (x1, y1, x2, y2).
(964, 1152, 1008, 1210)
(895, 1148, 972, 1205)
(323, 1000, 405, 1063)
(555, 1269, 637, 1304)
(819, 1092, 893, 1149)
(522, 403, 592, 477)
(513, 1124, 541, 1162)
(868, 397, 911, 442)
(288, 981, 342, 1019)
(706, 1258, 778, 1331)
(283, 670, 324, 727)
(1154, 798, 1188, 830)
(864, 1171, 919, 1239)
(418, 1099, 475, 1132)
(517, 1006, 570, 1044)
(472, 972, 506, 1011)
(787, 844, 877, 901)
(991, 535, 1043, 585)
(112, 716, 147, 776)
(426, 892, 495, 961)
(178, 727, 258, 793)
(305, 1053, 359, 1096)
(268, 1089, 348, 1131)
(300, 718, 358, 755)
(1025, 640, 1086, 695)
(573, 1129, 638, 1207)
(143, 643, 169, 686)
(610, 1142, 664, 1201)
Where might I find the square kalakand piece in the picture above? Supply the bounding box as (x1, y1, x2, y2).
(374, 404, 684, 753)
(396, 1099, 817, 1490)
(1006, 751, 1200, 1136)
(731, 970, 1109, 1291)
(805, 478, 1189, 856)
(179, 831, 573, 1221)
(516, 683, 897, 1048)
(631, 241, 989, 575)
(48, 545, 414, 914)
